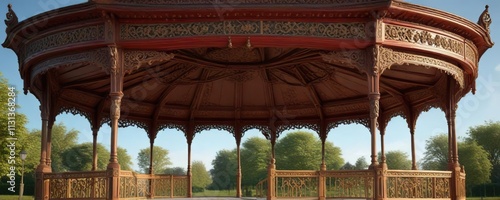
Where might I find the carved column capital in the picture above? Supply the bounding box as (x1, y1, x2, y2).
(109, 92, 123, 120)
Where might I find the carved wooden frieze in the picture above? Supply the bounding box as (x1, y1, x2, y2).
(385, 24, 464, 56)
(464, 41, 477, 64)
(31, 48, 114, 79)
(25, 25, 104, 59)
(120, 21, 366, 40)
(194, 124, 235, 135)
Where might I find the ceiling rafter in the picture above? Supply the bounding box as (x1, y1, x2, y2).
(292, 66, 324, 120)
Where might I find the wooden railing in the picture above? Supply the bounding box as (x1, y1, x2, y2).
(324, 170, 374, 199)
(257, 169, 456, 200)
(275, 170, 319, 198)
(256, 178, 268, 198)
(44, 171, 108, 200)
(43, 170, 188, 199)
(119, 170, 188, 199)
(386, 170, 452, 199)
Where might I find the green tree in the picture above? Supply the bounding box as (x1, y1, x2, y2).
(459, 141, 492, 187)
(340, 162, 355, 170)
(467, 121, 500, 183)
(192, 161, 212, 192)
(118, 147, 133, 170)
(241, 137, 270, 187)
(275, 131, 344, 170)
(210, 149, 237, 190)
(164, 167, 186, 175)
(47, 123, 79, 172)
(381, 150, 412, 170)
(137, 146, 171, 174)
(61, 142, 109, 171)
(421, 134, 492, 187)
(421, 134, 448, 170)
(0, 73, 29, 176)
(354, 156, 369, 170)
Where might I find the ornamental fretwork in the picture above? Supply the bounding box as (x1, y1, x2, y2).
(121, 21, 366, 40)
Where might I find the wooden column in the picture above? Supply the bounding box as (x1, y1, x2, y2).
(107, 46, 123, 200)
(235, 127, 243, 198)
(46, 118, 54, 168)
(379, 120, 387, 167)
(446, 78, 462, 200)
(368, 74, 380, 168)
(268, 127, 277, 200)
(319, 123, 327, 200)
(92, 128, 99, 171)
(148, 131, 156, 198)
(410, 128, 417, 170)
(186, 126, 194, 198)
(35, 77, 51, 200)
(370, 45, 385, 200)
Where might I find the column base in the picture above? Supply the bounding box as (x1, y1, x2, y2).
(107, 163, 121, 200)
(35, 164, 51, 200)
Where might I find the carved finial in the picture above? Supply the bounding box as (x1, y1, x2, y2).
(478, 5, 492, 32)
(4, 4, 18, 33)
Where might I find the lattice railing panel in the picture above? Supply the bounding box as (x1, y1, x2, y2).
(44, 171, 108, 200)
(136, 177, 150, 198)
(387, 170, 451, 199)
(326, 176, 373, 198)
(119, 176, 137, 198)
(324, 170, 374, 199)
(69, 178, 93, 198)
(173, 176, 188, 197)
(154, 176, 171, 197)
(275, 171, 319, 198)
(49, 178, 67, 199)
(93, 177, 107, 198)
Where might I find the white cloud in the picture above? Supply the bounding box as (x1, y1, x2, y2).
(495, 64, 500, 72)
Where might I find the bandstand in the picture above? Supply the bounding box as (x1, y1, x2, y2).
(2, 0, 493, 200)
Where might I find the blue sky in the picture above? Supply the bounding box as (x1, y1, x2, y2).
(1, 0, 499, 172)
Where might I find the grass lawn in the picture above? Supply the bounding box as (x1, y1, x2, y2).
(0, 195, 34, 200)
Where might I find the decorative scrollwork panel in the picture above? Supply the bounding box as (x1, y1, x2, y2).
(326, 176, 374, 198)
(49, 178, 67, 199)
(276, 176, 318, 198)
(386, 170, 451, 199)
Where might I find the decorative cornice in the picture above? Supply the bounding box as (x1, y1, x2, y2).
(25, 25, 104, 60)
(120, 21, 366, 40)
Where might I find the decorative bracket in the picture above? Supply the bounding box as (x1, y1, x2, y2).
(123, 50, 175, 74)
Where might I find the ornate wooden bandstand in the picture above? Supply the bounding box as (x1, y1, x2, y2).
(3, 0, 493, 200)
